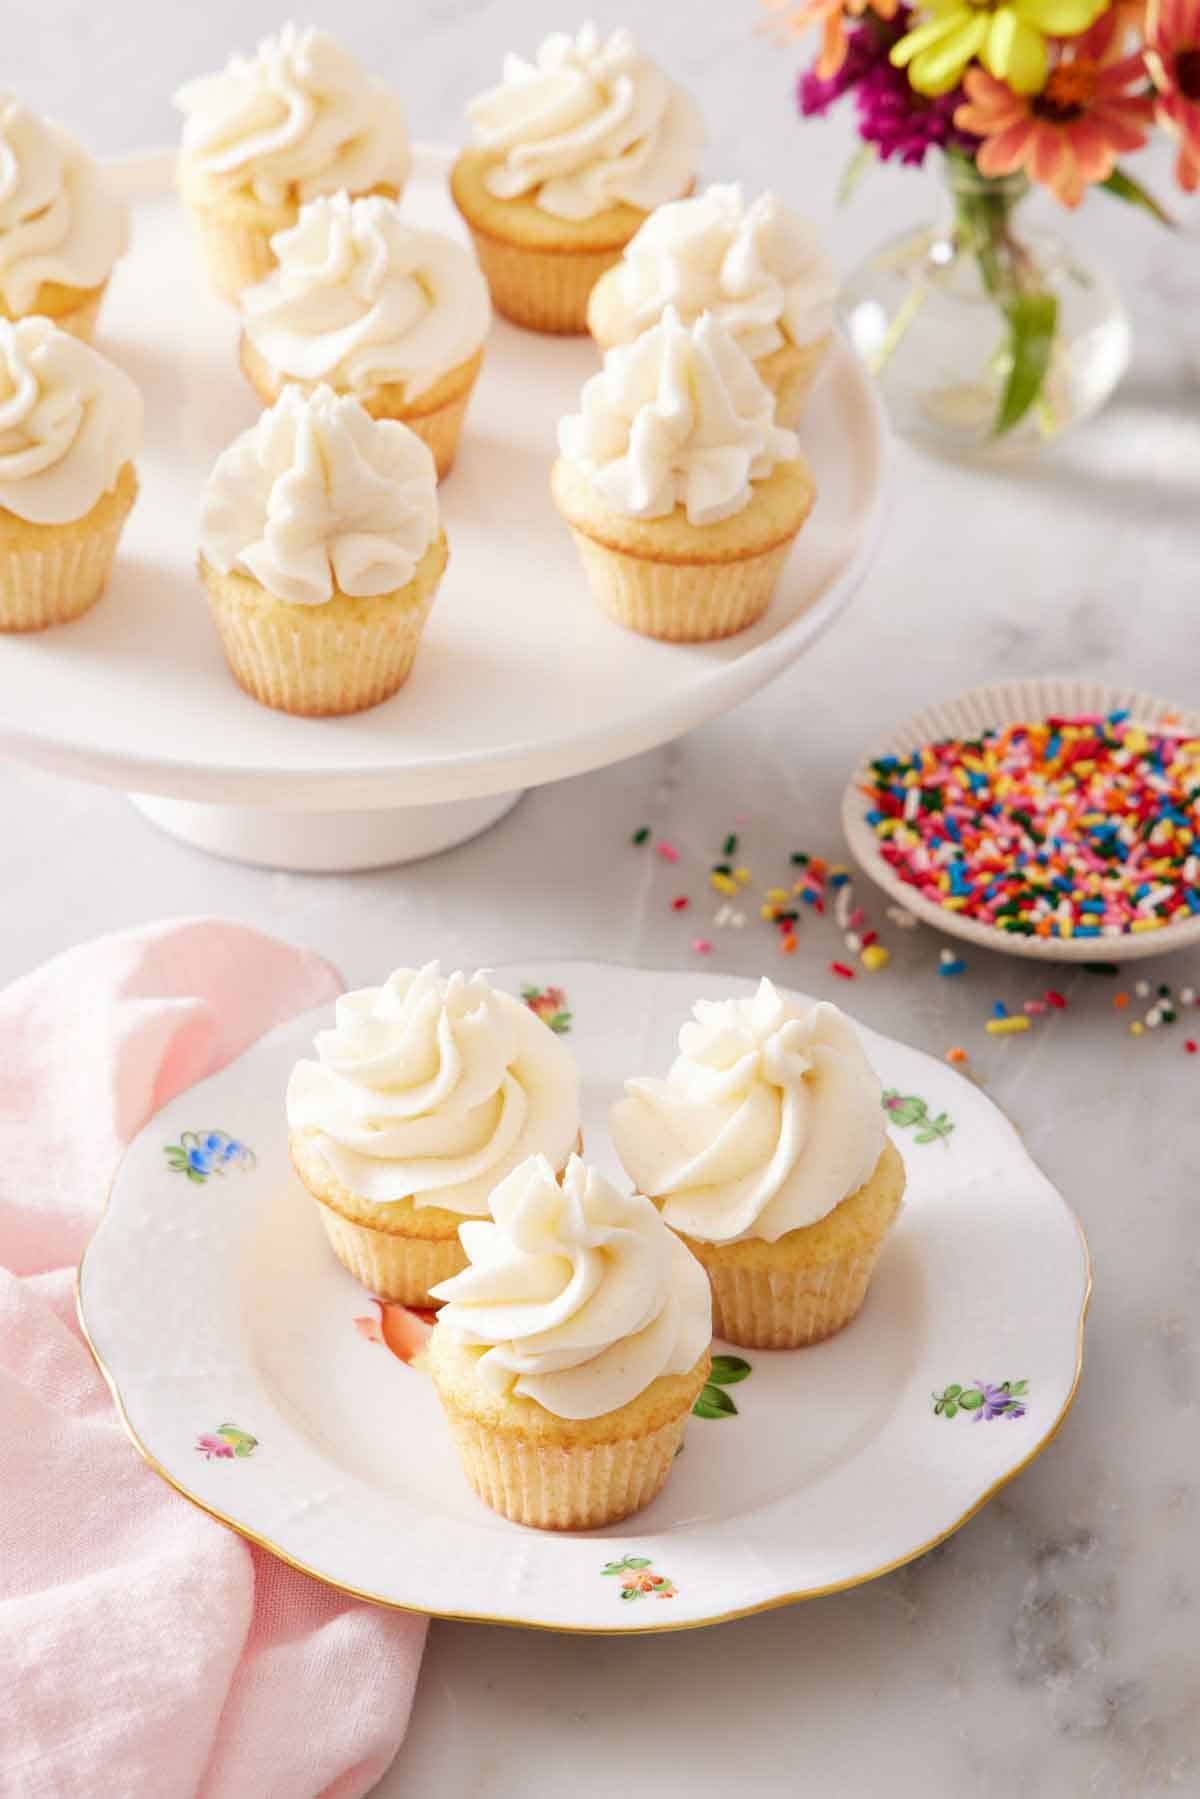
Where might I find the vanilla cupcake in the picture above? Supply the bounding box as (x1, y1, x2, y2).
(0, 96, 129, 342)
(429, 1154, 711, 1530)
(588, 184, 836, 426)
(552, 308, 814, 641)
(287, 966, 582, 1305)
(239, 193, 490, 478)
(175, 24, 410, 302)
(451, 24, 703, 334)
(611, 981, 905, 1350)
(0, 319, 141, 632)
(199, 385, 445, 714)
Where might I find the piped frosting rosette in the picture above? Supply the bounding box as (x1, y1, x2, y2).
(431, 1153, 712, 1419)
(0, 96, 128, 326)
(467, 22, 703, 222)
(558, 306, 799, 526)
(242, 194, 491, 402)
(611, 979, 887, 1245)
(175, 23, 410, 206)
(602, 182, 836, 359)
(286, 965, 581, 1215)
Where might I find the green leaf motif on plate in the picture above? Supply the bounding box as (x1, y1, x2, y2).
(708, 1355, 752, 1386)
(692, 1353, 753, 1420)
(882, 1091, 955, 1146)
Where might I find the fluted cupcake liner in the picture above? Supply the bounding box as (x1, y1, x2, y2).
(438, 1406, 689, 1530)
(203, 555, 443, 717)
(0, 471, 137, 633)
(315, 1200, 466, 1305)
(566, 528, 793, 642)
(465, 229, 621, 335)
(699, 1243, 886, 1350)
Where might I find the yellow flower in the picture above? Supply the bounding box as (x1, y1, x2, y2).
(890, 0, 1109, 96)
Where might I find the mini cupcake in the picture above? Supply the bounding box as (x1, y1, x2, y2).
(0, 96, 129, 343)
(451, 24, 703, 334)
(588, 183, 837, 426)
(0, 318, 141, 632)
(552, 307, 815, 641)
(287, 965, 581, 1305)
(428, 1154, 712, 1530)
(175, 24, 410, 302)
(611, 980, 905, 1350)
(199, 385, 445, 714)
(239, 193, 491, 478)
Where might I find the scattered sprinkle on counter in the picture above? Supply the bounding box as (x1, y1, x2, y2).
(860, 712, 1200, 940)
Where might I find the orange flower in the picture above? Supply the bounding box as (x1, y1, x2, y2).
(763, 0, 899, 79)
(953, 15, 1155, 205)
(1147, 0, 1200, 189)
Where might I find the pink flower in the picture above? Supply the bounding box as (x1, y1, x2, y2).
(1147, 0, 1200, 190)
(955, 14, 1154, 207)
(196, 1433, 235, 1459)
(529, 986, 566, 1018)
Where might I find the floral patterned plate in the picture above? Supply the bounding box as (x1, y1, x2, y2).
(78, 962, 1090, 1634)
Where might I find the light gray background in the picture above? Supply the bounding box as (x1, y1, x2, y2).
(6, 5, 1200, 1795)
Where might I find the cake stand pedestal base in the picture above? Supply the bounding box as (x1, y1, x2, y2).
(129, 789, 524, 872)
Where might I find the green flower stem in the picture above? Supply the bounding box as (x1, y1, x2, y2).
(945, 151, 1057, 437)
(865, 277, 930, 378)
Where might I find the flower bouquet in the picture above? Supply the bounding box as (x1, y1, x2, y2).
(768, 0, 1198, 444)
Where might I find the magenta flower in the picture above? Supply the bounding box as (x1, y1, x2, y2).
(795, 10, 980, 167)
(854, 58, 978, 166)
(797, 22, 881, 115)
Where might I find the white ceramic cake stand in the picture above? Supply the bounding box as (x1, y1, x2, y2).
(0, 149, 890, 872)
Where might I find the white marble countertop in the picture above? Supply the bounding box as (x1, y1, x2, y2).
(7, 3, 1200, 1794)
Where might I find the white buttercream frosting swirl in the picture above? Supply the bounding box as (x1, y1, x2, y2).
(430, 1154, 711, 1419)
(175, 23, 410, 207)
(558, 307, 798, 526)
(200, 385, 438, 605)
(242, 193, 490, 401)
(610, 183, 836, 359)
(287, 966, 581, 1214)
(0, 317, 142, 525)
(0, 97, 129, 315)
(611, 981, 887, 1245)
(466, 23, 703, 222)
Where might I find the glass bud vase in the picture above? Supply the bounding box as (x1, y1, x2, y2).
(837, 153, 1131, 455)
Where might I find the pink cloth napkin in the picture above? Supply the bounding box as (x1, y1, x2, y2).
(0, 919, 427, 1799)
